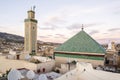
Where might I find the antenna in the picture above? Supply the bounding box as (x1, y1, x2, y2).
(33, 6, 36, 11)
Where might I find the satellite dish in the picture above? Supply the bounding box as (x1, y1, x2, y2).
(25, 54, 31, 60)
(26, 70, 35, 79)
(8, 69, 23, 80)
(38, 74, 48, 80)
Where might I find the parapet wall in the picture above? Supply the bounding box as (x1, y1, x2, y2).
(0, 56, 55, 73)
(54, 62, 93, 80)
(55, 56, 104, 67)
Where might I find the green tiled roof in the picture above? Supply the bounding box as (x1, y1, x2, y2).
(55, 30, 106, 54)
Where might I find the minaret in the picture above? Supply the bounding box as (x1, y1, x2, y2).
(24, 7, 37, 55)
(107, 41, 116, 52)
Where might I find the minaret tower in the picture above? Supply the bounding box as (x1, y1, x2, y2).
(24, 7, 37, 55)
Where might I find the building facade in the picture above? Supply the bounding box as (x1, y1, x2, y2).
(54, 28, 106, 67)
(24, 9, 37, 54)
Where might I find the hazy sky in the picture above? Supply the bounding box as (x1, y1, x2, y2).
(0, 0, 120, 44)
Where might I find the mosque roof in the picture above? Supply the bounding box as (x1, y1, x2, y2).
(55, 29, 106, 54)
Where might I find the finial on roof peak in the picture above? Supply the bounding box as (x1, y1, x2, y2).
(81, 24, 84, 31)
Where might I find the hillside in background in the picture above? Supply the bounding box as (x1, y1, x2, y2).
(0, 32, 24, 43)
(0, 32, 61, 45)
(0, 32, 120, 45)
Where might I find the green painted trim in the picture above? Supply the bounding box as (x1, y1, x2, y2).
(28, 10, 35, 13)
(55, 53, 104, 60)
(24, 19, 37, 23)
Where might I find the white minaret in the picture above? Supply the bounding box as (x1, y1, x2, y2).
(107, 41, 116, 52)
(24, 7, 37, 55)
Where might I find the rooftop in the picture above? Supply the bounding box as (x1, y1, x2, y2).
(55, 62, 120, 80)
(55, 30, 106, 54)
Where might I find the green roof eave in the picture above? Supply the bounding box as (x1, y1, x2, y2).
(54, 53, 104, 60)
(54, 51, 105, 56)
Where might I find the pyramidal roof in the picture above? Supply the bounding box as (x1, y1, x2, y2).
(55, 29, 106, 54)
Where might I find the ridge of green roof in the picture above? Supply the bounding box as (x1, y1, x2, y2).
(55, 30, 106, 54)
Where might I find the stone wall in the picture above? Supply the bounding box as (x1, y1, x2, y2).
(55, 56, 104, 67)
(36, 60, 55, 72)
(54, 68, 78, 80)
(0, 56, 55, 73)
(60, 63, 76, 74)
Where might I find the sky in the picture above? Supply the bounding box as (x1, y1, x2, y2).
(0, 0, 120, 44)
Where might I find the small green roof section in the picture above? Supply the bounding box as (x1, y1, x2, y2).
(55, 30, 106, 54)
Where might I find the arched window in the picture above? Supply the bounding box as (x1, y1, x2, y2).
(33, 27, 34, 29)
